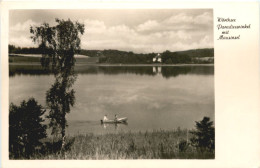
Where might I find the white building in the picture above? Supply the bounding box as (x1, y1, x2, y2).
(153, 53, 162, 63)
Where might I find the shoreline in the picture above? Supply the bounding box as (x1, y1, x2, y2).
(96, 63, 214, 67)
(9, 62, 214, 67)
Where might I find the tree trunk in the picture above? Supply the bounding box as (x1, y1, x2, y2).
(61, 88, 66, 152)
(61, 119, 66, 151)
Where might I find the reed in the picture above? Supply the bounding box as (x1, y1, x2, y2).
(27, 129, 214, 160)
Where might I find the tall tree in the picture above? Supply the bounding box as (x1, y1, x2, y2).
(30, 19, 85, 148)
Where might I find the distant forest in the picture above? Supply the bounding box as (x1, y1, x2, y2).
(9, 45, 214, 64)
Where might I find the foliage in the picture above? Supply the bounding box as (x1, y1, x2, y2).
(98, 50, 156, 64)
(178, 48, 214, 58)
(161, 50, 192, 64)
(9, 44, 17, 53)
(98, 49, 213, 64)
(178, 139, 189, 152)
(9, 44, 46, 54)
(30, 18, 85, 147)
(30, 18, 85, 73)
(30, 129, 214, 159)
(9, 98, 47, 159)
(46, 78, 76, 136)
(190, 117, 215, 152)
(9, 44, 214, 64)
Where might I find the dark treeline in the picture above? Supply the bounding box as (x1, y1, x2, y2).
(9, 45, 214, 64)
(98, 49, 214, 64)
(9, 64, 214, 78)
(98, 50, 156, 64)
(177, 48, 214, 58)
(9, 45, 52, 55)
(161, 50, 214, 64)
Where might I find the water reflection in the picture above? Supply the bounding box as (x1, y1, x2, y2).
(102, 122, 128, 130)
(9, 64, 214, 78)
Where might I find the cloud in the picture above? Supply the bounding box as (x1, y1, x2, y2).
(165, 13, 194, 24)
(9, 19, 40, 47)
(9, 11, 213, 53)
(9, 36, 37, 48)
(194, 12, 213, 25)
(136, 20, 159, 32)
(165, 12, 212, 26)
(10, 19, 39, 32)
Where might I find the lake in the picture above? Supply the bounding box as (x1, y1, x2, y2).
(9, 64, 214, 135)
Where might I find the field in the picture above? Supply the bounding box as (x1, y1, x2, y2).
(24, 130, 214, 160)
(9, 55, 41, 63)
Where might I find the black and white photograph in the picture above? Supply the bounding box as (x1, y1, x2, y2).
(8, 9, 215, 159)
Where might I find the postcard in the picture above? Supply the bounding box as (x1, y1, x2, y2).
(1, 1, 259, 168)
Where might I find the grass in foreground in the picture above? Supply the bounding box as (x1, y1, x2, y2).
(27, 130, 214, 160)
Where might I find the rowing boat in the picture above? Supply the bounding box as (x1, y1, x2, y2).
(101, 117, 128, 124)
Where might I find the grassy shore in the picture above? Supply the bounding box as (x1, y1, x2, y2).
(27, 130, 214, 160)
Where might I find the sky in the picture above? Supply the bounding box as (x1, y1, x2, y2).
(9, 9, 213, 53)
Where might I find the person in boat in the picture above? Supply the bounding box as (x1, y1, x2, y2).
(114, 114, 118, 122)
(103, 115, 108, 121)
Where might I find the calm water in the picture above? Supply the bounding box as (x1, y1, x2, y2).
(9, 64, 214, 135)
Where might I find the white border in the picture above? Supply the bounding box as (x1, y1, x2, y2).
(1, 1, 260, 168)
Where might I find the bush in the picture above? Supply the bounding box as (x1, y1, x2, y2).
(190, 117, 215, 152)
(9, 98, 47, 159)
